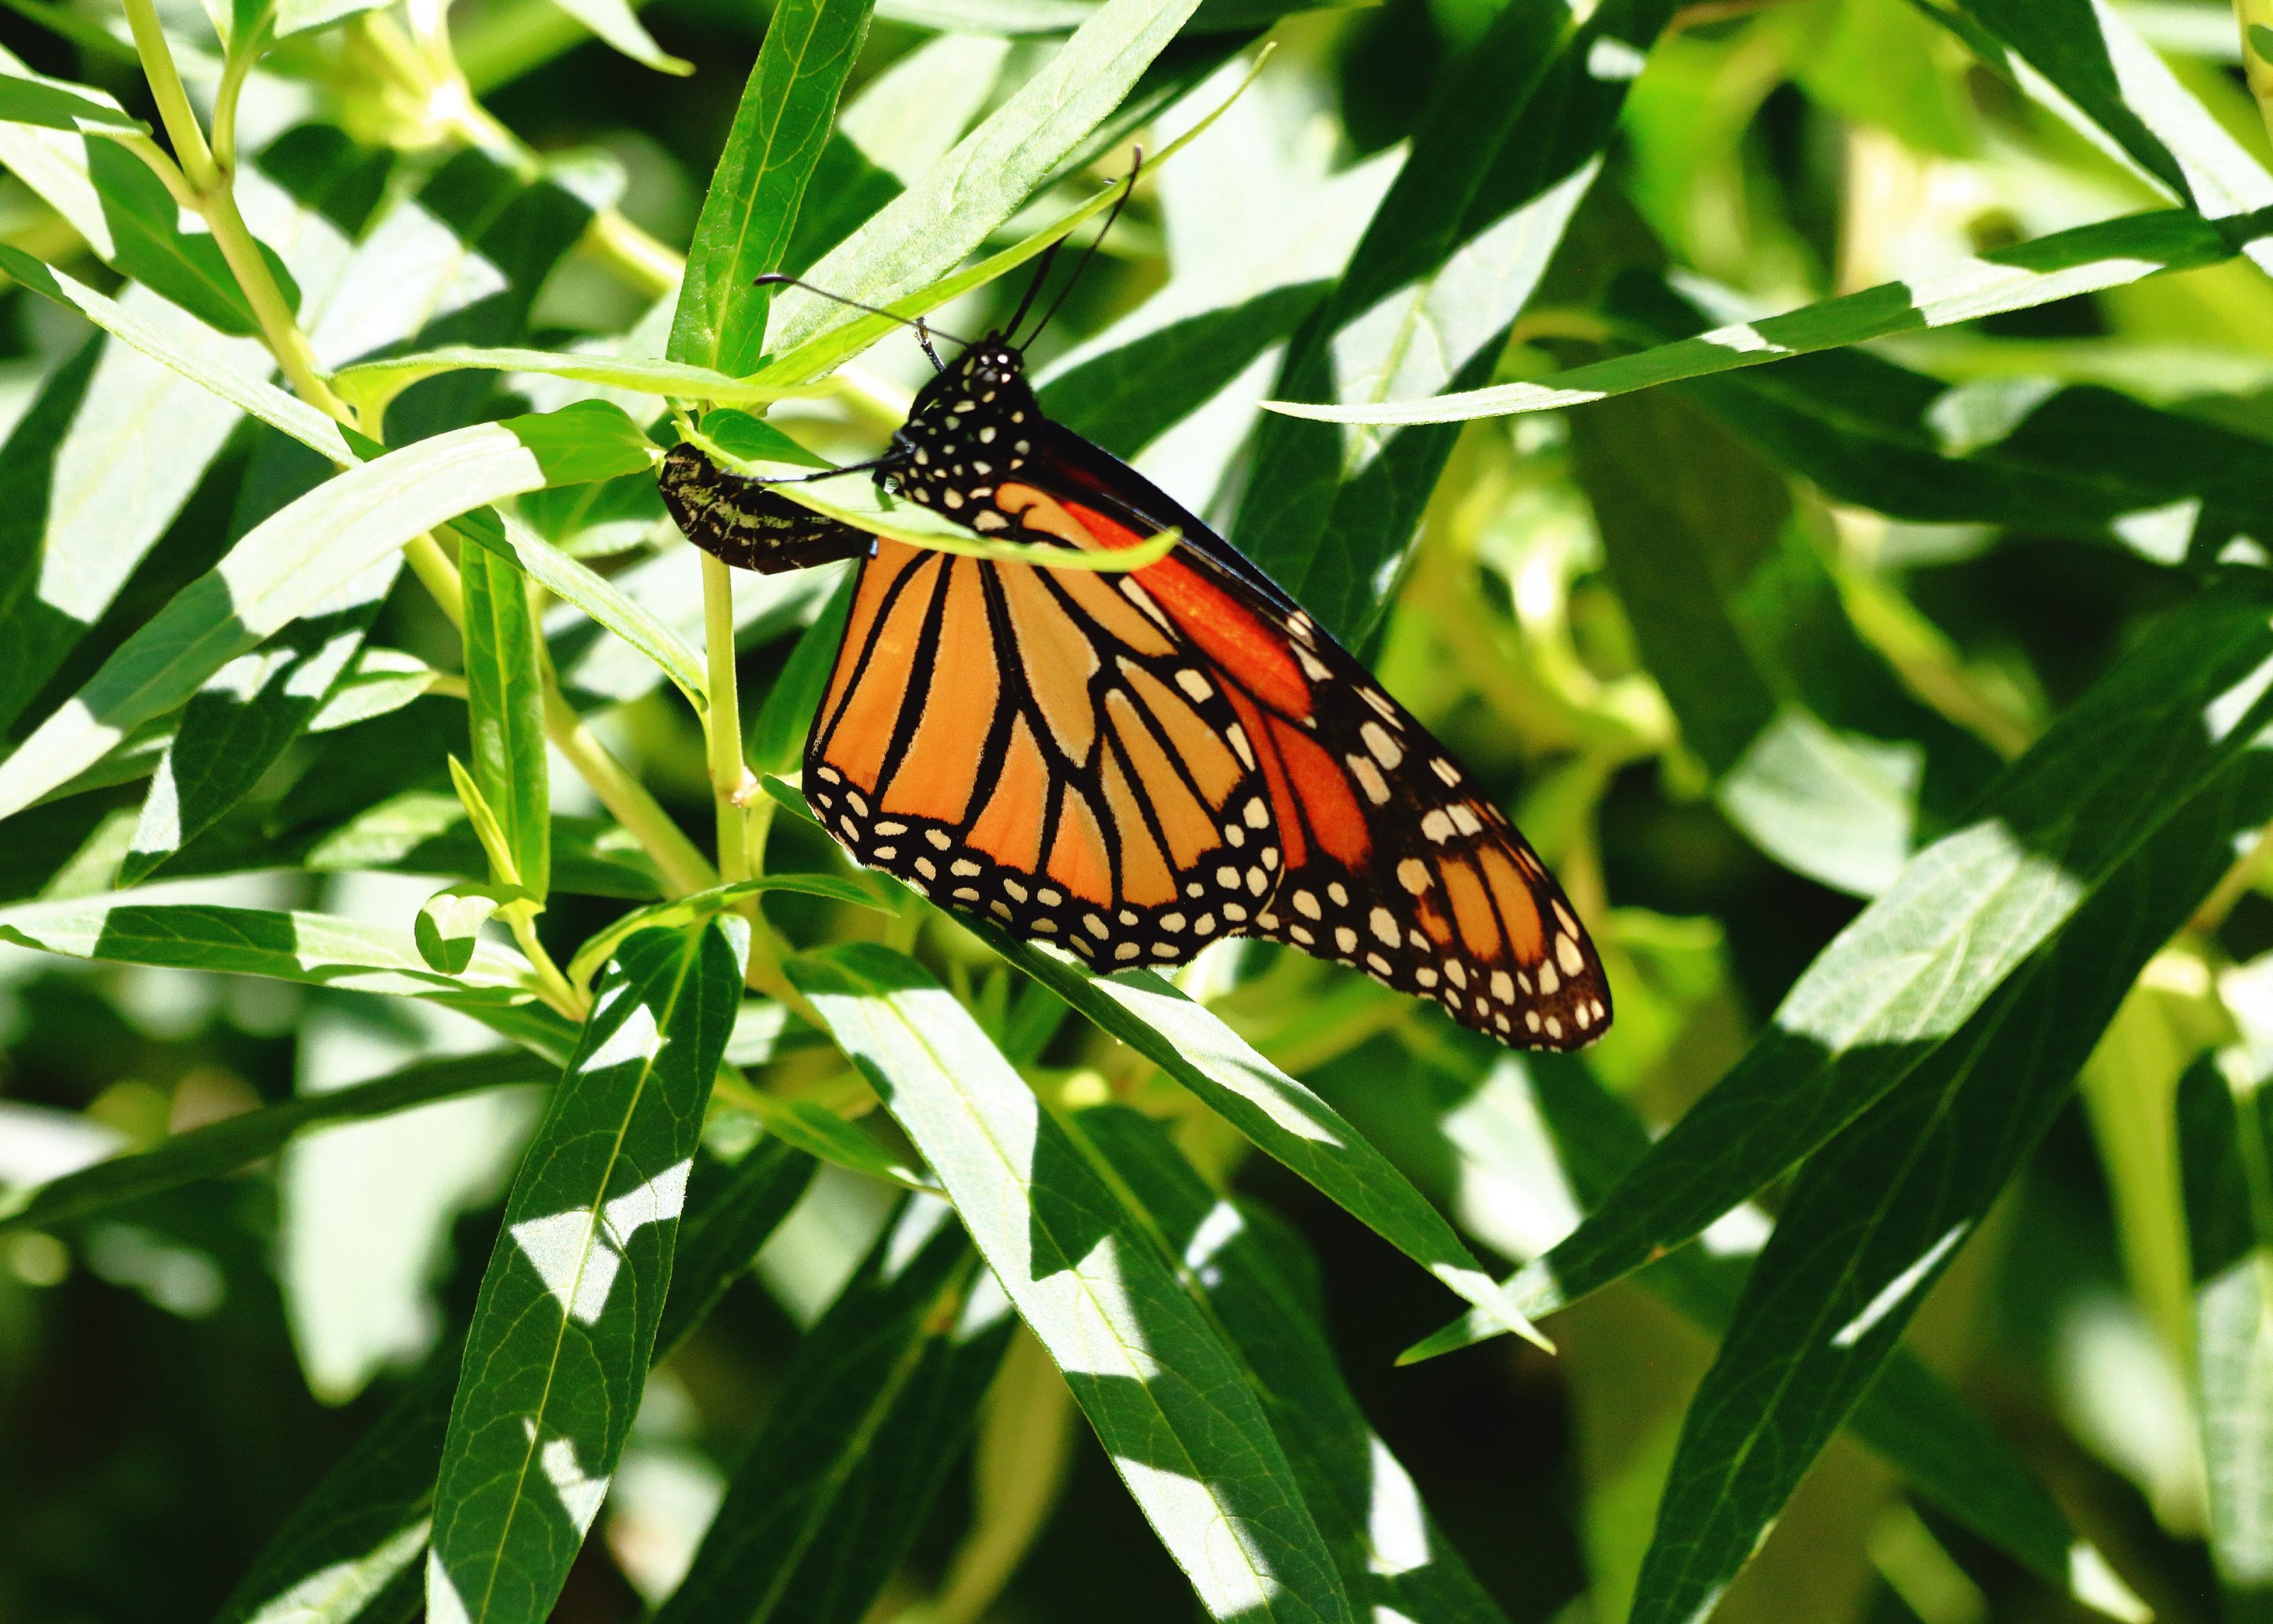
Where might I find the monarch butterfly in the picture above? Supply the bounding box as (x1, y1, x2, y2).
(659, 268, 1610, 1051)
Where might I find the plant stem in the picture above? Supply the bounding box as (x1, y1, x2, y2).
(509, 910, 587, 1019)
(119, 0, 217, 192)
(2240, 0, 2273, 146)
(584, 209, 682, 299)
(205, 185, 347, 414)
(701, 553, 749, 888)
(405, 533, 467, 628)
(542, 685, 717, 897)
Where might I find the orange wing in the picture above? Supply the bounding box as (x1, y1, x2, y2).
(980, 467, 1612, 1051)
(803, 516, 1282, 971)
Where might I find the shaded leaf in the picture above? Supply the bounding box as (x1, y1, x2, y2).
(656, 1197, 1011, 1624)
(1232, 0, 1664, 641)
(1624, 743, 2273, 1624)
(1416, 574, 2273, 1353)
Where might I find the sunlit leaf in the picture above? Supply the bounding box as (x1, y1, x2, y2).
(428, 920, 744, 1624)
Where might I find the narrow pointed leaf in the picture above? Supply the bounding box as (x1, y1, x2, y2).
(1231, 0, 1664, 641)
(1625, 743, 2273, 1624)
(212, 1138, 813, 1624)
(667, 0, 876, 377)
(121, 556, 401, 885)
(975, 921, 1544, 1346)
(460, 540, 551, 899)
(657, 1197, 1013, 1624)
(1, 1049, 554, 1236)
(1417, 574, 2273, 1351)
(1953, 0, 2273, 237)
(1072, 1103, 1512, 1624)
(428, 920, 744, 1624)
(1616, 273, 2273, 557)
(0, 896, 541, 1001)
(765, 0, 1208, 359)
(788, 942, 1355, 1624)
(0, 408, 650, 822)
(1266, 210, 2241, 427)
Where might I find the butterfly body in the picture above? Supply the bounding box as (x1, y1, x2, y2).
(663, 335, 1612, 1050)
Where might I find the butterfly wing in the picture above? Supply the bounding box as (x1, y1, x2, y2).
(802, 528, 1286, 970)
(658, 443, 872, 574)
(993, 430, 1612, 1050)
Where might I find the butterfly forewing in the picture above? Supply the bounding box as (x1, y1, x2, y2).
(803, 531, 1284, 970)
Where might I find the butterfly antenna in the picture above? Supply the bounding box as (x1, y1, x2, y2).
(751, 273, 975, 368)
(1001, 239, 1065, 350)
(1014, 149, 1142, 351)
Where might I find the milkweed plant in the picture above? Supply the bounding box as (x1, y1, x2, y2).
(0, 0, 2268, 1620)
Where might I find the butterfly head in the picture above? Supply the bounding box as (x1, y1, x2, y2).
(887, 339, 1042, 510)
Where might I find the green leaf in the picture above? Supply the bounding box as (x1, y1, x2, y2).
(1414, 573, 2273, 1355)
(1036, 280, 1328, 459)
(0, 896, 541, 1003)
(0, 410, 641, 822)
(1624, 747, 2273, 1624)
(80, 141, 301, 339)
(788, 942, 1355, 1624)
(0, 61, 144, 132)
(460, 540, 551, 900)
(1071, 1103, 1513, 1623)
(730, 1089, 933, 1190)
(764, 0, 1210, 361)
(332, 348, 795, 425)
(0, 328, 250, 738)
(460, 507, 710, 710)
(0, 1048, 553, 1236)
(1266, 209, 2240, 428)
(416, 883, 531, 975)
(120, 556, 401, 886)
(694, 408, 832, 470)
(2179, 1051, 2273, 1610)
(0, 242, 351, 460)
(564, 873, 885, 994)
(1952, 0, 2273, 238)
(310, 648, 445, 733)
(667, 0, 876, 378)
(1617, 273, 2273, 560)
(210, 1138, 813, 1624)
(533, 0, 689, 74)
(1570, 388, 2000, 895)
(1231, 0, 1662, 641)
(972, 921, 1546, 1348)
(428, 920, 744, 1624)
(656, 1196, 1012, 1624)
(2255, 22, 2273, 67)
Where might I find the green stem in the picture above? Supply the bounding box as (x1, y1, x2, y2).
(542, 685, 717, 897)
(509, 909, 586, 1020)
(119, 0, 216, 192)
(2240, 0, 2273, 146)
(701, 552, 749, 889)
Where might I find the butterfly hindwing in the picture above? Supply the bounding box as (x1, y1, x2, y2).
(999, 448, 1611, 1049)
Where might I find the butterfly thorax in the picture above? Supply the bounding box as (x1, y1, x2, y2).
(885, 339, 1041, 522)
